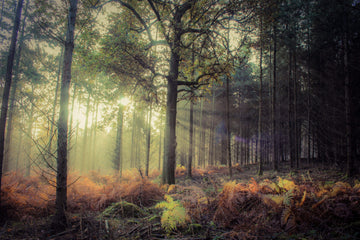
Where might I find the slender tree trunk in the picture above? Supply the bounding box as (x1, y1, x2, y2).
(114, 104, 124, 176)
(25, 90, 34, 177)
(4, 0, 29, 171)
(294, 51, 299, 168)
(306, 1, 311, 167)
(81, 93, 91, 172)
(272, 24, 278, 171)
(288, 50, 294, 169)
(49, 50, 64, 164)
(208, 89, 215, 166)
(226, 76, 232, 178)
(258, 16, 264, 176)
(130, 104, 136, 168)
(344, 14, 353, 177)
(145, 103, 152, 177)
(53, 0, 78, 230)
(90, 100, 99, 170)
(68, 82, 77, 164)
(158, 113, 162, 171)
(198, 99, 205, 168)
(187, 99, 194, 178)
(0, 0, 23, 210)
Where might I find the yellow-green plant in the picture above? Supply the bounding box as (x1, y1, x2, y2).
(155, 195, 188, 233)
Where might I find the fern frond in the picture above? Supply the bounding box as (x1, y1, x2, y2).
(155, 195, 188, 234)
(283, 189, 294, 207)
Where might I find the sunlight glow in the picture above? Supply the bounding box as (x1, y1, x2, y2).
(119, 96, 131, 106)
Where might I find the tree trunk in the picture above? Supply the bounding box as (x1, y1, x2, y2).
(187, 99, 194, 178)
(145, 103, 152, 177)
(0, 0, 23, 210)
(52, 0, 78, 230)
(4, 0, 29, 172)
(226, 76, 232, 178)
(114, 104, 124, 176)
(293, 51, 299, 168)
(288, 50, 295, 169)
(68, 82, 77, 164)
(130, 104, 136, 168)
(158, 113, 162, 170)
(272, 23, 278, 171)
(258, 15, 264, 176)
(81, 93, 91, 172)
(344, 14, 353, 177)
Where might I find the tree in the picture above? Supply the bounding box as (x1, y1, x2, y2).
(52, 0, 78, 230)
(0, 0, 24, 212)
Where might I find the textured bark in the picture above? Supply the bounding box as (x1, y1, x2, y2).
(0, 0, 24, 210)
(162, 2, 192, 185)
(53, 0, 78, 230)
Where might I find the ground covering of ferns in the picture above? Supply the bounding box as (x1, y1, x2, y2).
(1, 164, 360, 239)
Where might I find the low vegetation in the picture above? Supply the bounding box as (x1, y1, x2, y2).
(1, 165, 359, 239)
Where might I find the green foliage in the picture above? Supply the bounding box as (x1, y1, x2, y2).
(155, 195, 188, 234)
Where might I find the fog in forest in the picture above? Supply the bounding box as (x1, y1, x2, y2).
(0, 0, 359, 238)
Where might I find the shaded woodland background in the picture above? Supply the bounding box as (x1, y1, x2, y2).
(0, 0, 360, 238)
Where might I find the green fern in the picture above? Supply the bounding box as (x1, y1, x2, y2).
(155, 195, 188, 234)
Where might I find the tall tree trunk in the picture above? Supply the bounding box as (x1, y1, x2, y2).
(306, 0, 311, 167)
(288, 50, 295, 169)
(161, 3, 192, 184)
(258, 15, 264, 176)
(187, 98, 194, 178)
(0, 0, 23, 210)
(49, 50, 63, 166)
(343, 11, 353, 177)
(272, 24, 278, 171)
(158, 113, 162, 170)
(208, 89, 215, 166)
(114, 104, 124, 176)
(53, 0, 78, 230)
(25, 88, 34, 177)
(4, 0, 29, 172)
(81, 93, 91, 172)
(145, 103, 152, 177)
(90, 100, 99, 170)
(293, 51, 299, 168)
(130, 104, 136, 168)
(68, 82, 77, 164)
(226, 76, 232, 178)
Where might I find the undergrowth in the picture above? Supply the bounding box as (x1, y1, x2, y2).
(1, 166, 359, 239)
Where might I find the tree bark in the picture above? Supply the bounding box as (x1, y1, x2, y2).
(0, 0, 24, 210)
(53, 0, 78, 230)
(162, 3, 191, 184)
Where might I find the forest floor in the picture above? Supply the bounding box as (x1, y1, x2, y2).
(1, 162, 360, 240)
